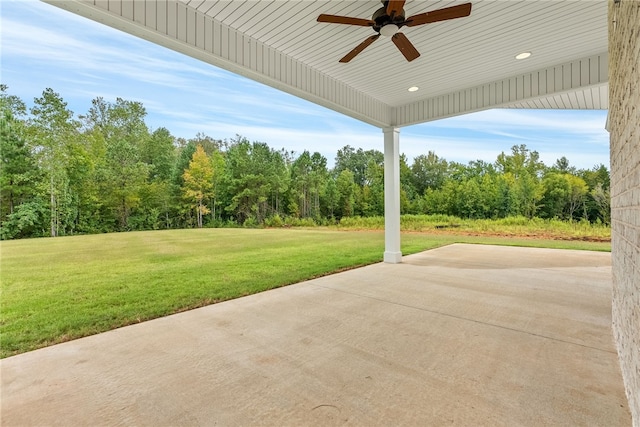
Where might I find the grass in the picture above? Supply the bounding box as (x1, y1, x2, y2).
(337, 214, 611, 241)
(0, 228, 610, 358)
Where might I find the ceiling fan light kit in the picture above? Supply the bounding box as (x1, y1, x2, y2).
(317, 0, 473, 63)
(380, 24, 399, 37)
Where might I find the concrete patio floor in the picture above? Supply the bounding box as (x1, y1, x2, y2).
(1, 244, 631, 426)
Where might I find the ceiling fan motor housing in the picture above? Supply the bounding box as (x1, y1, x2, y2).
(372, 6, 406, 33)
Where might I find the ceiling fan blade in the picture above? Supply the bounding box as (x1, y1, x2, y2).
(386, 0, 406, 18)
(317, 14, 375, 27)
(405, 3, 472, 27)
(392, 32, 420, 62)
(339, 34, 380, 63)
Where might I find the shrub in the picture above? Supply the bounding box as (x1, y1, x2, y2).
(283, 216, 317, 227)
(242, 217, 262, 228)
(264, 214, 284, 228)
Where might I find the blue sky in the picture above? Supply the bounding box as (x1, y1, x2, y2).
(1, 0, 610, 169)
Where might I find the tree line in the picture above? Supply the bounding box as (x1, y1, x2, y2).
(0, 86, 611, 239)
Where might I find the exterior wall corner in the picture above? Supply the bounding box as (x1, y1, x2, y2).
(608, 0, 640, 424)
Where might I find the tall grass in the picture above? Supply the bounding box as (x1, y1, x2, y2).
(337, 215, 610, 241)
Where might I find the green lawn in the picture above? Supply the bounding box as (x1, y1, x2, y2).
(0, 229, 610, 358)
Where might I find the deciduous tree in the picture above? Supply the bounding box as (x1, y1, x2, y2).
(411, 151, 448, 195)
(29, 88, 80, 236)
(182, 145, 214, 228)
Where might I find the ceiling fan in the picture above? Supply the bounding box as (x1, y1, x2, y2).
(317, 1, 472, 63)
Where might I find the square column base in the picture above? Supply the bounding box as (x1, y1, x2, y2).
(384, 251, 402, 264)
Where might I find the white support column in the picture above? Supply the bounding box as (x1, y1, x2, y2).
(383, 127, 402, 263)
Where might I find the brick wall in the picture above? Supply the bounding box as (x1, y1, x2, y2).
(609, 0, 640, 424)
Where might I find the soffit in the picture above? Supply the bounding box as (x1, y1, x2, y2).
(186, 1, 607, 105)
(46, 0, 609, 128)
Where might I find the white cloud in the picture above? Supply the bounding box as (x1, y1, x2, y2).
(417, 109, 608, 143)
(168, 119, 380, 159)
(1, 8, 229, 90)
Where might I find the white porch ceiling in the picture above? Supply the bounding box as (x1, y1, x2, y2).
(46, 0, 609, 128)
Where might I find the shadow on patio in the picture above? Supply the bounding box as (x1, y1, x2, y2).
(0, 244, 630, 426)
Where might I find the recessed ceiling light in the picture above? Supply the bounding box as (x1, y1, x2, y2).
(515, 51, 532, 60)
(408, 86, 419, 92)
